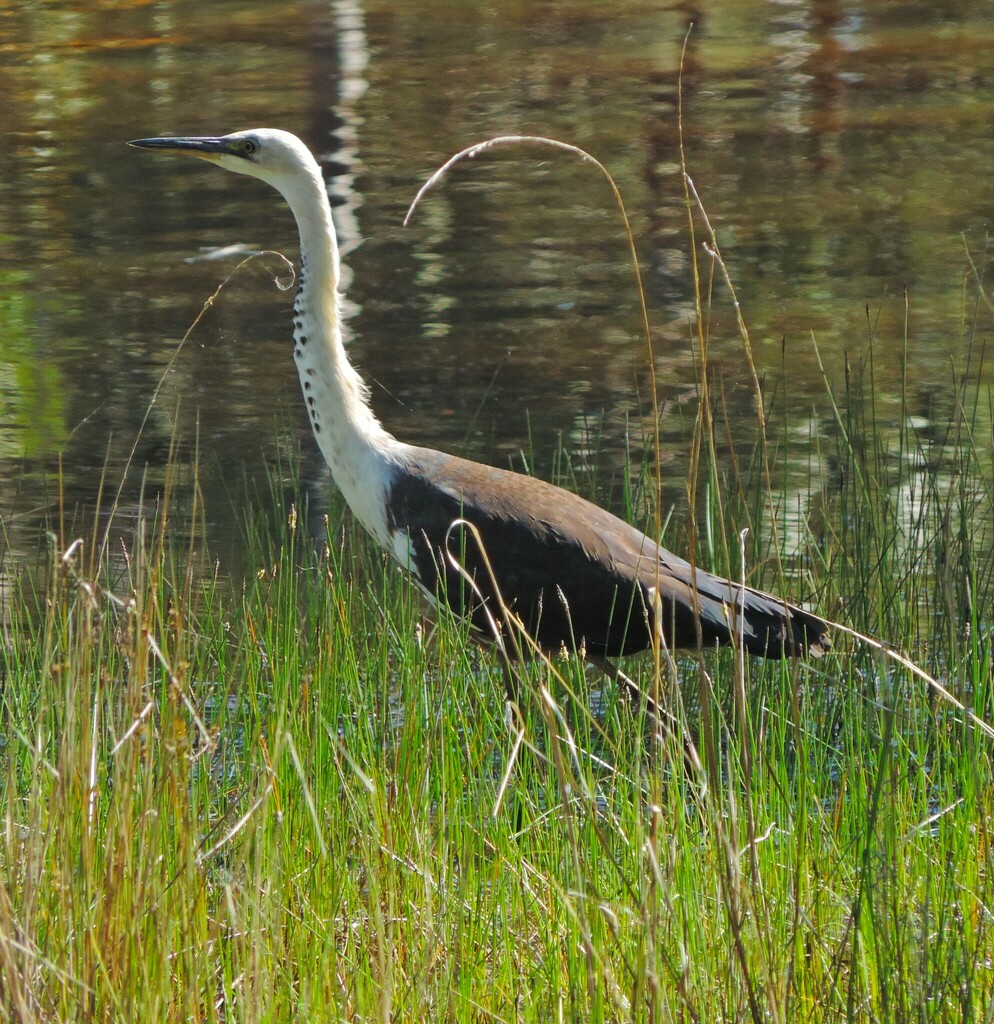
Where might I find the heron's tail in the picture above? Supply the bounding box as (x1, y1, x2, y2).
(730, 586, 832, 658)
(658, 563, 832, 658)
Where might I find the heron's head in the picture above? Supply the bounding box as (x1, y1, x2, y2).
(128, 129, 319, 191)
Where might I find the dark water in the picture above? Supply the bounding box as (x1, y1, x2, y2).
(1, 0, 993, 584)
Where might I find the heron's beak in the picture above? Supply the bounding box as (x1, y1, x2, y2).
(128, 136, 233, 162)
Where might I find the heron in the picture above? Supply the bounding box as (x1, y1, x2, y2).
(129, 129, 830, 702)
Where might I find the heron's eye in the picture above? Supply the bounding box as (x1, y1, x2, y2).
(240, 139, 258, 156)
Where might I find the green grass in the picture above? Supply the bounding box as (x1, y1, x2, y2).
(1, 331, 992, 1022)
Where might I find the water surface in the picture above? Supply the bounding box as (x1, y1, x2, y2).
(1, 0, 992, 584)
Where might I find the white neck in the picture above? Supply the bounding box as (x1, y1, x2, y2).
(279, 161, 400, 544)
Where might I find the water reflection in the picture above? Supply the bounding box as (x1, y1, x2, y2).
(0, 0, 991, 588)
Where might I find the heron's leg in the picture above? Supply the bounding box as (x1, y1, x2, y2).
(497, 653, 519, 708)
(590, 655, 686, 752)
(589, 656, 665, 718)
(590, 657, 707, 787)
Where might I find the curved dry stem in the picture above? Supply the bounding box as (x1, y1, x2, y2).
(442, 516, 521, 665)
(404, 137, 654, 432)
(406, 132, 671, 678)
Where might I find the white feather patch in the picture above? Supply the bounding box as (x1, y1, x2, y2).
(390, 529, 418, 575)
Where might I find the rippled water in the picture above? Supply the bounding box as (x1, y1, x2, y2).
(1, 0, 993, 582)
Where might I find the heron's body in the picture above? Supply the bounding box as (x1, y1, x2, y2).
(130, 129, 830, 663)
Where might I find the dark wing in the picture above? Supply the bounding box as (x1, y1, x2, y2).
(386, 447, 829, 658)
